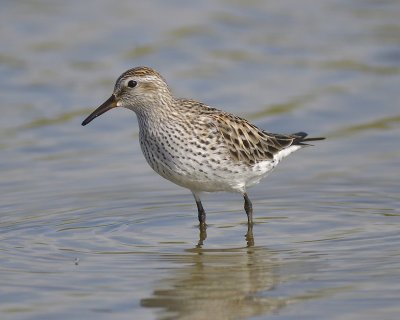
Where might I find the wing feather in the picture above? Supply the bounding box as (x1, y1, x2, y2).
(208, 112, 303, 165)
(177, 99, 316, 165)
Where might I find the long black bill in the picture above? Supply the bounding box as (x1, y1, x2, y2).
(81, 94, 118, 126)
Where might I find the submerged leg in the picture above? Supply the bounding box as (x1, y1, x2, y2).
(192, 192, 206, 226)
(243, 192, 253, 225)
(246, 222, 254, 247)
(197, 222, 207, 248)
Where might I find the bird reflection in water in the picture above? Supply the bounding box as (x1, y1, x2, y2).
(196, 223, 254, 248)
(141, 244, 284, 320)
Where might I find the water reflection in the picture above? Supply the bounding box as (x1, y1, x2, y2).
(141, 246, 284, 320)
(196, 224, 254, 248)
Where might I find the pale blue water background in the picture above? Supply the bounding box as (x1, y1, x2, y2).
(1, 1, 400, 319)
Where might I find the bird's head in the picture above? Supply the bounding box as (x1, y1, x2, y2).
(82, 66, 172, 126)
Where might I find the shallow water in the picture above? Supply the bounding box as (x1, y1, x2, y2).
(1, 0, 400, 319)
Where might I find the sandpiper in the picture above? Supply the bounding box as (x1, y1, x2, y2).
(82, 66, 324, 226)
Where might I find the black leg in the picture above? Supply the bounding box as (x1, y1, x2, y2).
(196, 200, 206, 225)
(243, 192, 253, 226)
(192, 192, 206, 226)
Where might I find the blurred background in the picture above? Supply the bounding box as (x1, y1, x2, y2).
(1, 1, 399, 319)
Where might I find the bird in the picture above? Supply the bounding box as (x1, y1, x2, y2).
(82, 66, 324, 227)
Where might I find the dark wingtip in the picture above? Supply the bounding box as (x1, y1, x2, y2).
(303, 137, 326, 142)
(292, 131, 308, 139)
(292, 132, 325, 145)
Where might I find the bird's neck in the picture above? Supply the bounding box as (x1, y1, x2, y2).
(135, 100, 181, 138)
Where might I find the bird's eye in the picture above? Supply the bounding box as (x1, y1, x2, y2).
(127, 80, 137, 88)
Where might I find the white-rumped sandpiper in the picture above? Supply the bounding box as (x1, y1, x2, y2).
(82, 67, 324, 229)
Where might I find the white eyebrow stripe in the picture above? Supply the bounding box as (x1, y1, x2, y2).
(125, 75, 160, 83)
(116, 75, 160, 90)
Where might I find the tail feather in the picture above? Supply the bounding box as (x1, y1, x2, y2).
(302, 137, 326, 142)
(292, 131, 308, 139)
(292, 131, 325, 145)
